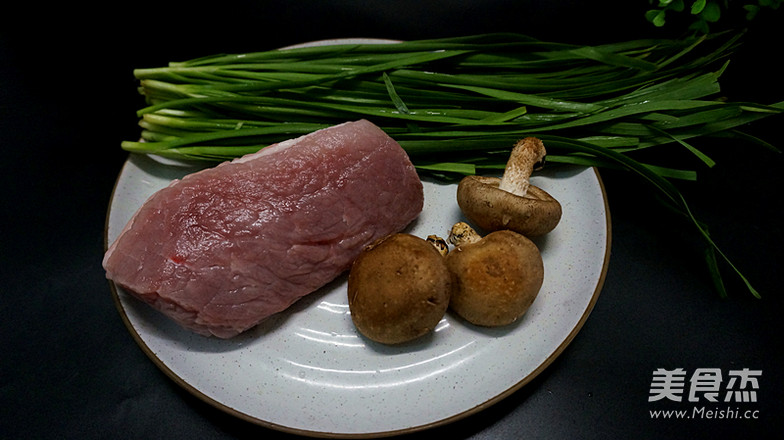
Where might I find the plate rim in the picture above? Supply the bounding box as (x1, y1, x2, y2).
(103, 154, 611, 438)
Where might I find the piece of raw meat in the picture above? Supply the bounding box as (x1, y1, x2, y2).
(104, 120, 424, 338)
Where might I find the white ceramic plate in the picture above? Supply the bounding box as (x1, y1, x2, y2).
(105, 38, 610, 437)
(105, 152, 609, 437)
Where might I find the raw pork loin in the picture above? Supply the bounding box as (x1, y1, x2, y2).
(104, 120, 424, 338)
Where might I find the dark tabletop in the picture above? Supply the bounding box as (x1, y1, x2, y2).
(2, 1, 782, 439)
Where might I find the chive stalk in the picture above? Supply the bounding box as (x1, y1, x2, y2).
(121, 32, 782, 298)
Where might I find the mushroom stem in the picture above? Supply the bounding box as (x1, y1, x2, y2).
(497, 137, 547, 197)
(447, 222, 482, 247)
(427, 235, 449, 257)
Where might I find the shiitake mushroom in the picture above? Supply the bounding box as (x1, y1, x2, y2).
(456, 137, 562, 238)
(445, 222, 544, 327)
(347, 233, 452, 345)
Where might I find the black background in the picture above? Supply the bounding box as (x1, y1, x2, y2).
(1, 1, 782, 439)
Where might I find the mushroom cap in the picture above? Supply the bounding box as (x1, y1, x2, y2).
(445, 230, 544, 327)
(456, 175, 562, 237)
(347, 233, 452, 344)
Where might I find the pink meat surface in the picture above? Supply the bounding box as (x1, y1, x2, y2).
(104, 120, 424, 338)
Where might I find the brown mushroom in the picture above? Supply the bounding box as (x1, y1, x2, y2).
(456, 137, 562, 237)
(445, 222, 544, 327)
(347, 233, 453, 345)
